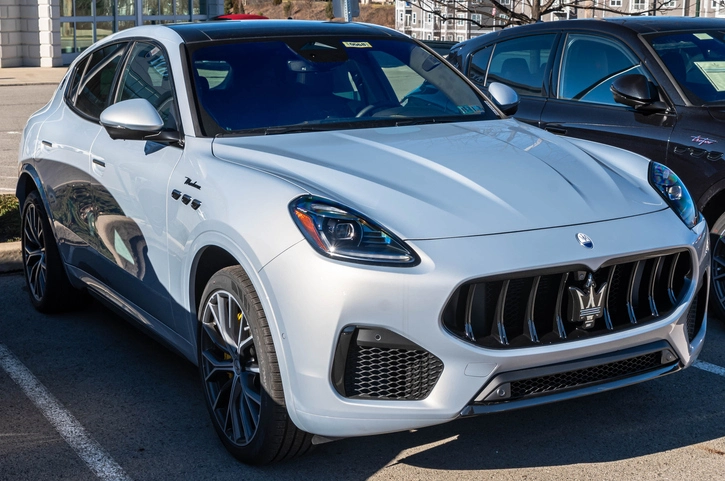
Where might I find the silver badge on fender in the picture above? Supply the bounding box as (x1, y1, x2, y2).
(567, 273, 607, 329)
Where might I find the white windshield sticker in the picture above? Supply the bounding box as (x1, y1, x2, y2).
(343, 42, 372, 48)
(694, 33, 714, 41)
(695, 61, 725, 91)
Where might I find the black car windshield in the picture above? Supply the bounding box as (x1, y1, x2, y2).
(190, 37, 497, 136)
(648, 30, 725, 105)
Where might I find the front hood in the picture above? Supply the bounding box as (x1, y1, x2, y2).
(212, 119, 666, 239)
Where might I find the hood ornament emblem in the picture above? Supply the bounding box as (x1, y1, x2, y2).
(568, 273, 608, 329)
(576, 233, 593, 249)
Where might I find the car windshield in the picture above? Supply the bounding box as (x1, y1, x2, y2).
(647, 30, 725, 105)
(189, 37, 497, 136)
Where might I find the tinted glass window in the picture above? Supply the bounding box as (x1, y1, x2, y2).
(559, 34, 647, 105)
(467, 45, 491, 87)
(117, 42, 178, 130)
(191, 37, 495, 135)
(75, 43, 126, 119)
(648, 30, 725, 105)
(485, 35, 556, 97)
(66, 56, 87, 102)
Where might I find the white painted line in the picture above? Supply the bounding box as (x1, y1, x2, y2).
(693, 360, 725, 378)
(0, 343, 132, 481)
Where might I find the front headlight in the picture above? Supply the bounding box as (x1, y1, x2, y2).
(649, 162, 698, 229)
(290, 196, 419, 266)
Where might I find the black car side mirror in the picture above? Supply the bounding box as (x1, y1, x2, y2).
(611, 74, 668, 113)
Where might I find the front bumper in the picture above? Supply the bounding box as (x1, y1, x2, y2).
(259, 209, 709, 438)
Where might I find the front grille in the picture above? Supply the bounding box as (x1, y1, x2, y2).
(443, 250, 693, 349)
(331, 327, 443, 400)
(509, 352, 661, 399)
(686, 278, 706, 343)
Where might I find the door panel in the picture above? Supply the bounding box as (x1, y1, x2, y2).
(89, 41, 183, 329)
(541, 33, 675, 162)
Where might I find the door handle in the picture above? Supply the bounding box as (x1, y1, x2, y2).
(545, 126, 567, 135)
(92, 158, 106, 168)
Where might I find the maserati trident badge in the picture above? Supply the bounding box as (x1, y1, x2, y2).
(576, 233, 593, 249)
(567, 273, 608, 329)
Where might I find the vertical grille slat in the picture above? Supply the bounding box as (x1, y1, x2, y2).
(442, 250, 694, 350)
(648, 257, 662, 317)
(524, 276, 541, 344)
(492, 280, 510, 345)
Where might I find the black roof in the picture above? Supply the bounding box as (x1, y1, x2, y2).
(167, 20, 405, 43)
(456, 16, 725, 49)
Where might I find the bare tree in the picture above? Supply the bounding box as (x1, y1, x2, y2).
(406, 0, 681, 30)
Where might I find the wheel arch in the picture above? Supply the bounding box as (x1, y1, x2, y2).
(700, 184, 725, 230)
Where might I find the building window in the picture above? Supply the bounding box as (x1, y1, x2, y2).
(633, 0, 647, 9)
(412, 12, 417, 24)
(457, 36, 463, 42)
(610, 0, 622, 5)
(412, 33, 417, 38)
(399, 11, 403, 23)
(457, 14, 464, 25)
(665, 0, 676, 6)
(427, 12, 433, 23)
(471, 13, 482, 23)
(427, 34, 432, 40)
(500, 0, 511, 5)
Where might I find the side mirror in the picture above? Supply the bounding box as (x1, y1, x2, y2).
(611, 74, 667, 113)
(488, 82, 519, 116)
(100, 98, 181, 144)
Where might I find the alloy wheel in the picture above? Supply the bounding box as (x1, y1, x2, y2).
(23, 202, 47, 302)
(199, 290, 262, 447)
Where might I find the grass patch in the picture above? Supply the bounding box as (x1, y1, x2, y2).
(0, 194, 21, 243)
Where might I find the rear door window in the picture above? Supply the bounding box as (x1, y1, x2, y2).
(73, 43, 127, 119)
(485, 35, 557, 97)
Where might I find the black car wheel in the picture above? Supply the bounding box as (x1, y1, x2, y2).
(198, 266, 313, 464)
(21, 191, 82, 312)
(711, 212, 725, 320)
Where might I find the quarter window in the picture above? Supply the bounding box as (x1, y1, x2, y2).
(484, 34, 557, 97)
(559, 34, 648, 105)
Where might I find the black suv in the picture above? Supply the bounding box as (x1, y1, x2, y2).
(450, 17, 725, 317)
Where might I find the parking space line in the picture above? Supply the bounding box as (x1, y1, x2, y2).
(0, 343, 132, 481)
(694, 360, 725, 378)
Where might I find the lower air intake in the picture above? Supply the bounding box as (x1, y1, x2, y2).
(331, 327, 443, 400)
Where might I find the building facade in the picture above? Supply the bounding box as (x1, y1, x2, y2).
(396, 0, 725, 43)
(0, 0, 224, 67)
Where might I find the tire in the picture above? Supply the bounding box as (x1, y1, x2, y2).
(711, 210, 725, 321)
(21, 191, 82, 313)
(198, 266, 313, 464)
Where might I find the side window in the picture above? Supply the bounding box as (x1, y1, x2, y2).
(485, 34, 557, 97)
(74, 43, 126, 119)
(559, 34, 648, 105)
(467, 45, 492, 87)
(66, 56, 87, 103)
(117, 42, 178, 131)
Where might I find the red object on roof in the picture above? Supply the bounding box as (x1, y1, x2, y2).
(214, 14, 268, 20)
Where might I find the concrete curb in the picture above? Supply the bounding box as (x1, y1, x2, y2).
(0, 241, 22, 273)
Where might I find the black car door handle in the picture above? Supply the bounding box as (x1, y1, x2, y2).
(545, 126, 567, 135)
